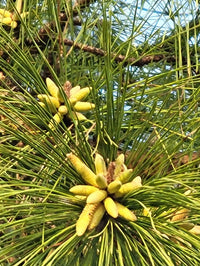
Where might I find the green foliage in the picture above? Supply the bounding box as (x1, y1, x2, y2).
(0, 0, 200, 265)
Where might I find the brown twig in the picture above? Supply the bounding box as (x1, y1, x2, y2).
(37, 0, 96, 38)
(63, 38, 176, 66)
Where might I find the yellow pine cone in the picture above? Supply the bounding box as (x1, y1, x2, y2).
(66, 153, 97, 186)
(73, 102, 95, 112)
(70, 111, 87, 121)
(70, 185, 99, 196)
(114, 154, 125, 177)
(116, 169, 133, 183)
(38, 102, 46, 109)
(76, 203, 98, 236)
(0, 9, 12, 18)
(13, 11, 29, 20)
(95, 174, 107, 189)
(95, 153, 107, 175)
(107, 180, 122, 194)
(115, 202, 137, 221)
(69, 97, 77, 105)
(88, 203, 105, 230)
(171, 208, 190, 222)
(87, 190, 107, 204)
(38, 98, 57, 113)
(131, 176, 142, 186)
(70, 85, 81, 96)
(104, 197, 118, 218)
(70, 87, 91, 102)
(38, 94, 60, 109)
(10, 20, 17, 28)
(58, 105, 68, 115)
(0, 9, 17, 28)
(48, 112, 63, 130)
(46, 77, 64, 103)
(15, 0, 23, 14)
(114, 176, 142, 198)
(75, 195, 87, 201)
(1, 17, 12, 24)
(69, 152, 143, 236)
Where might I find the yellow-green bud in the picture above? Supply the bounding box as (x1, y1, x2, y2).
(107, 180, 122, 194)
(95, 153, 107, 175)
(104, 197, 118, 218)
(70, 85, 81, 96)
(70, 111, 87, 121)
(58, 105, 68, 115)
(0, 9, 12, 18)
(48, 112, 63, 130)
(115, 202, 137, 221)
(38, 97, 57, 113)
(116, 169, 133, 183)
(10, 20, 17, 28)
(114, 154, 125, 177)
(88, 203, 105, 230)
(76, 203, 98, 236)
(37, 94, 60, 109)
(73, 102, 95, 112)
(114, 176, 142, 198)
(75, 195, 87, 201)
(66, 153, 97, 187)
(46, 77, 64, 102)
(1, 17, 12, 25)
(13, 11, 29, 20)
(46, 77, 59, 97)
(95, 174, 107, 189)
(87, 190, 107, 204)
(38, 102, 46, 109)
(69, 185, 99, 196)
(70, 87, 91, 102)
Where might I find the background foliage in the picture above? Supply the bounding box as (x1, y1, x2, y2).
(1, 0, 200, 265)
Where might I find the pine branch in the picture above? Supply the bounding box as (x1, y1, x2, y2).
(63, 38, 176, 66)
(127, 151, 200, 177)
(0, 5, 177, 68)
(73, 0, 96, 9)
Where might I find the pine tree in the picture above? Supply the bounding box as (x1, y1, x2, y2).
(0, 0, 200, 265)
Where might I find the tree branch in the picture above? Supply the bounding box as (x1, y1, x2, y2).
(63, 38, 176, 66)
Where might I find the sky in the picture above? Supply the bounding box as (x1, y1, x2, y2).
(118, 0, 198, 45)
